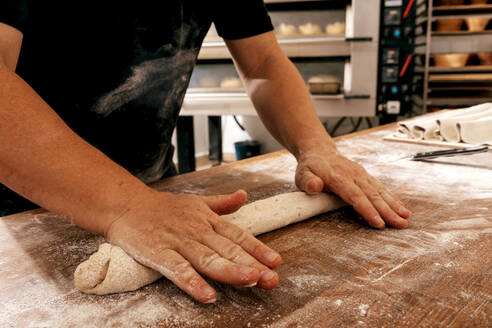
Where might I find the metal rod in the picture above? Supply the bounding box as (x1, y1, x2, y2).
(423, 0, 433, 114)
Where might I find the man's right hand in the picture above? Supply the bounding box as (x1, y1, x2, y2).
(105, 189, 282, 303)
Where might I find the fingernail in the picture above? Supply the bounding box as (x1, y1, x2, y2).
(201, 286, 217, 303)
(374, 215, 385, 228)
(260, 270, 277, 282)
(264, 251, 279, 264)
(243, 282, 257, 288)
(399, 206, 411, 215)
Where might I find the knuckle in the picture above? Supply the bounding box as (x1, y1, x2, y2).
(366, 191, 382, 201)
(234, 229, 252, 246)
(224, 245, 244, 262)
(212, 218, 229, 233)
(189, 224, 212, 237)
(349, 195, 366, 209)
(251, 242, 267, 258)
(224, 224, 251, 245)
(185, 276, 203, 290)
(223, 244, 244, 260)
(174, 261, 194, 277)
(198, 252, 221, 269)
(326, 174, 344, 189)
(179, 239, 197, 251)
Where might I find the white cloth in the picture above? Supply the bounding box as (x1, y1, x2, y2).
(397, 103, 492, 145)
(458, 117, 492, 145)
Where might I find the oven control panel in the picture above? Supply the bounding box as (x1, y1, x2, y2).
(377, 0, 416, 122)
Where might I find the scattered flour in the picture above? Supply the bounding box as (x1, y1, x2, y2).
(2, 130, 491, 327)
(358, 304, 369, 316)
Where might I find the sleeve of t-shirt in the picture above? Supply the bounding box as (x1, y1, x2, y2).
(0, 0, 29, 33)
(213, 0, 274, 40)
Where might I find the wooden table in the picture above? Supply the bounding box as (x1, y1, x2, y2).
(1, 124, 491, 327)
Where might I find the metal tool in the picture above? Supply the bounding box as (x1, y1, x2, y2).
(410, 146, 490, 161)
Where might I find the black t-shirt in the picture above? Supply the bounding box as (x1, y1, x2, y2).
(0, 0, 273, 216)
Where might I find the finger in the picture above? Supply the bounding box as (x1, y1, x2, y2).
(368, 176, 411, 219)
(200, 190, 248, 215)
(151, 249, 217, 303)
(295, 166, 324, 195)
(176, 239, 260, 287)
(326, 177, 386, 229)
(355, 179, 408, 229)
(200, 232, 279, 290)
(210, 217, 282, 269)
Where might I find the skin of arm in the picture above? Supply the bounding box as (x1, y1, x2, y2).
(226, 31, 411, 229)
(0, 22, 155, 234)
(0, 22, 282, 303)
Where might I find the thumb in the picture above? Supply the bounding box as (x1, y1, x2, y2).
(200, 189, 248, 215)
(295, 165, 324, 195)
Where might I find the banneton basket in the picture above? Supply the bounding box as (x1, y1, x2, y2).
(307, 75, 341, 94)
(434, 54, 470, 68)
(436, 19, 464, 32)
(465, 17, 490, 32)
(308, 81, 341, 94)
(477, 53, 492, 65)
(438, 0, 465, 5)
(470, 0, 488, 5)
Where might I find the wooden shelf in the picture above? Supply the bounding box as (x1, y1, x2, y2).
(433, 30, 492, 36)
(182, 92, 374, 117)
(199, 36, 350, 59)
(433, 4, 492, 17)
(424, 3, 492, 110)
(427, 96, 492, 106)
(185, 92, 344, 99)
(428, 86, 492, 91)
(429, 65, 492, 73)
(264, 0, 349, 4)
(265, 0, 331, 3)
(430, 31, 492, 54)
(429, 73, 492, 82)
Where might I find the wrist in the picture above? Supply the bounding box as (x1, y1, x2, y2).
(103, 190, 175, 242)
(92, 183, 161, 238)
(292, 133, 338, 160)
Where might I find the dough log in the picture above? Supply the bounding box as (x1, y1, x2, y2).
(74, 192, 346, 295)
(74, 243, 161, 295)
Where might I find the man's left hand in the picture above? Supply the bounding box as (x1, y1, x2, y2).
(295, 142, 411, 229)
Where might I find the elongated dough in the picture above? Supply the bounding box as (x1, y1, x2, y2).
(74, 243, 161, 295)
(220, 191, 346, 236)
(74, 192, 346, 295)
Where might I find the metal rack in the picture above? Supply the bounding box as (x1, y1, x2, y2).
(420, 1, 492, 109)
(182, 0, 381, 118)
(177, 0, 382, 172)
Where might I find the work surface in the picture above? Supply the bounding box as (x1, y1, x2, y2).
(1, 124, 491, 327)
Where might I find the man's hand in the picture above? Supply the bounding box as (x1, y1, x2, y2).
(295, 142, 411, 229)
(105, 189, 282, 303)
(227, 31, 410, 229)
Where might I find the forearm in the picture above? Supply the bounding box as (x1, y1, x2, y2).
(0, 64, 155, 234)
(239, 53, 337, 158)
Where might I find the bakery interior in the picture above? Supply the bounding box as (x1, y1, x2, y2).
(2, 0, 492, 327)
(176, 0, 492, 171)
